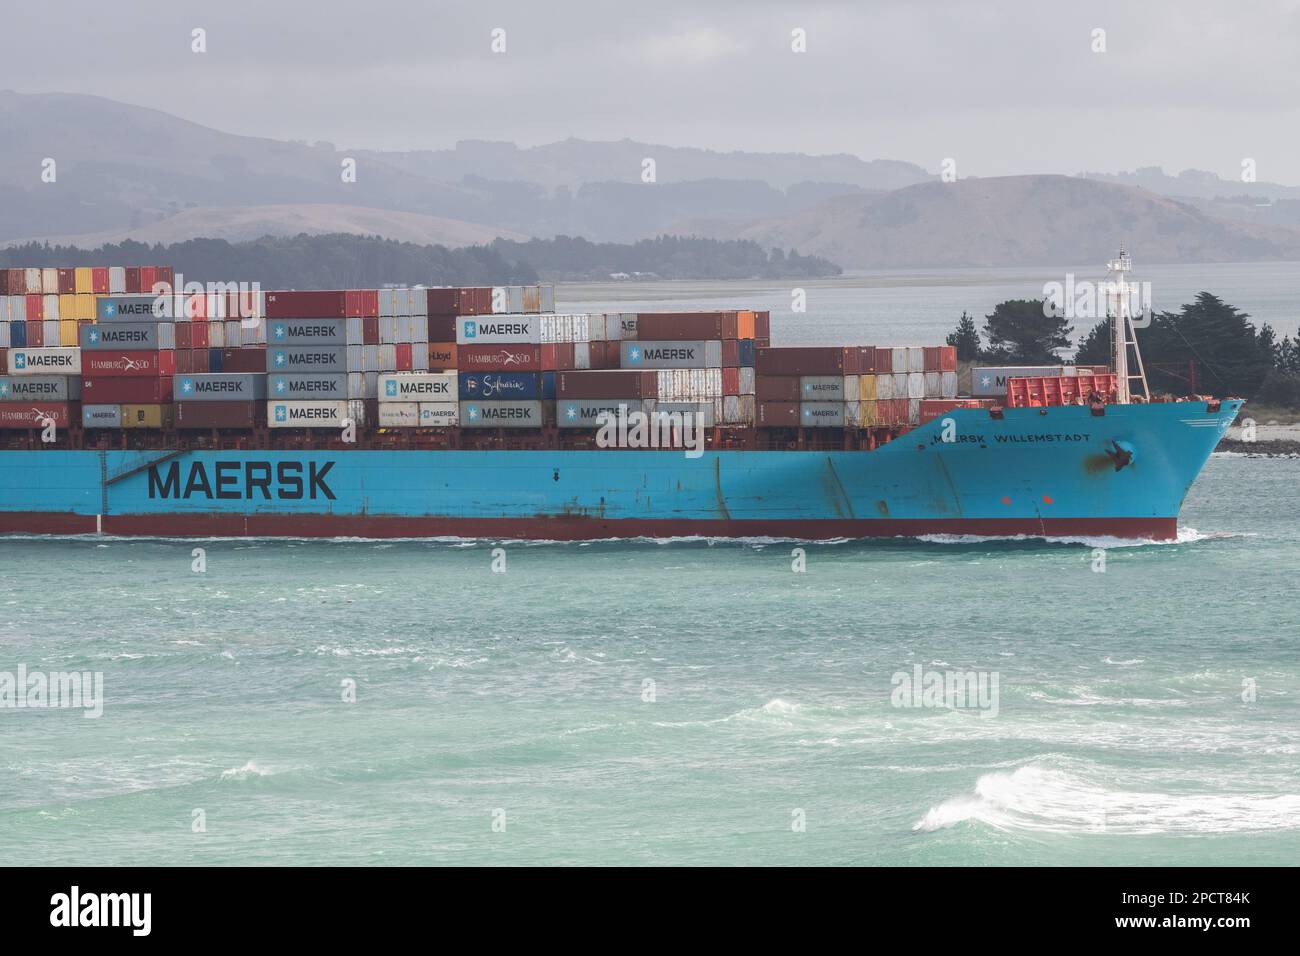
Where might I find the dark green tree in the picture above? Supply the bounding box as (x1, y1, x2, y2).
(1075, 317, 1113, 368)
(982, 299, 1074, 364)
(945, 311, 982, 360)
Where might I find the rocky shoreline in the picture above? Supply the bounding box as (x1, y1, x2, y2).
(1215, 438, 1300, 456)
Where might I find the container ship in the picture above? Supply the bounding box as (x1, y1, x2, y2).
(0, 255, 1238, 541)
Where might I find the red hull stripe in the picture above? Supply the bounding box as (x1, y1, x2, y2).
(0, 512, 1178, 540)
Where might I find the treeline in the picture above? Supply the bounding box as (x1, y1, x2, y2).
(946, 293, 1298, 403)
(0, 233, 839, 287)
(490, 235, 841, 280)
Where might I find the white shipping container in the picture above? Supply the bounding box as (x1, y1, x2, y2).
(379, 372, 457, 401)
(267, 400, 350, 428)
(623, 340, 722, 369)
(844, 401, 863, 428)
(24, 269, 41, 294)
(721, 395, 756, 425)
(410, 288, 428, 318)
(364, 371, 378, 399)
(738, 366, 755, 395)
(8, 296, 25, 322)
(208, 321, 226, 349)
(923, 372, 943, 397)
(378, 288, 399, 317)
(890, 347, 907, 372)
(43, 296, 59, 322)
(108, 267, 126, 294)
(574, 342, 591, 370)
(876, 373, 895, 400)
(655, 401, 715, 429)
(907, 372, 926, 399)
(908, 347, 926, 373)
(0, 325, 8, 349)
(941, 371, 958, 398)
(377, 345, 397, 371)
(891, 372, 909, 399)
(588, 313, 607, 341)
(419, 402, 458, 426)
(412, 347, 429, 372)
(908, 399, 922, 424)
(460, 399, 544, 428)
(378, 402, 419, 427)
(41, 269, 58, 295)
(457, 314, 541, 345)
(7, 347, 81, 376)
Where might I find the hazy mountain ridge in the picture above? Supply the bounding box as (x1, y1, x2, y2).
(682, 176, 1300, 268)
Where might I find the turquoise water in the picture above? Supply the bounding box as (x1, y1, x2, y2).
(1, 454, 1296, 865)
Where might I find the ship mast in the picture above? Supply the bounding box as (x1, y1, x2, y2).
(1105, 245, 1150, 403)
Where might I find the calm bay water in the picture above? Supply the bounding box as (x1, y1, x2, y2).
(559, 260, 1300, 344)
(2, 269, 1298, 866)
(1, 456, 1297, 865)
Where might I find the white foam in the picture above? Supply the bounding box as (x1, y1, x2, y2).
(914, 763, 1300, 834)
(220, 760, 272, 780)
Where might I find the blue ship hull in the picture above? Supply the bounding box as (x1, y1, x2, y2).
(0, 401, 1239, 540)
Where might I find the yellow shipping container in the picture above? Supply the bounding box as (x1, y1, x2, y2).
(74, 267, 94, 294)
(59, 320, 79, 346)
(121, 404, 175, 429)
(59, 293, 77, 322)
(859, 374, 877, 401)
(860, 400, 878, 427)
(75, 293, 96, 320)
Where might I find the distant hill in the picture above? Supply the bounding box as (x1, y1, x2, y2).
(0, 90, 925, 245)
(2, 203, 527, 249)
(681, 175, 1300, 268)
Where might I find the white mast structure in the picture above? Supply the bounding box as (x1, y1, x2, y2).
(1105, 246, 1150, 404)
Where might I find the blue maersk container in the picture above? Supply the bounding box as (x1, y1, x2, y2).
(458, 372, 545, 401)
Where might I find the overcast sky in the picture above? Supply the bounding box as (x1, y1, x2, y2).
(3, 0, 1299, 184)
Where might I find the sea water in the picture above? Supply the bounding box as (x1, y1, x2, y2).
(0, 455, 1296, 865)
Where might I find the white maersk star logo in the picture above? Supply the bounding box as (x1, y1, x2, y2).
(274, 351, 287, 367)
(275, 380, 287, 394)
(104, 303, 116, 318)
(181, 379, 193, 394)
(467, 405, 479, 421)
(0, 383, 8, 397)
(88, 329, 100, 344)
(274, 405, 287, 422)
(565, 404, 577, 420)
(386, 381, 397, 397)
(273, 323, 287, 340)
(980, 375, 992, 388)
(14, 354, 25, 369)
(463, 321, 477, 338)
(628, 347, 641, 364)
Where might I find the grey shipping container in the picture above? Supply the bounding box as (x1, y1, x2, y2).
(82, 404, 122, 428)
(174, 373, 267, 401)
(267, 345, 347, 373)
(459, 400, 544, 428)
(621, 340, 722, 369)
(80, 322, 175, 350)
(0, 375, 79, 402)
(269, 373, 349, 399)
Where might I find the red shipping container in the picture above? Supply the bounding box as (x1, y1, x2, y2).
(84, 350, 176, 377)
(175, 323, 192, 349)
(395, 343, 413, 371)
(459, 345, 543, 372)
(939, 346, 957, 372)
(754, 311, 771, 341)
(755, 376, 800, 402)
(755, 347, 859, 376)
(722, 367, 740, 395)
(139, 266, 158, 293)
(92, 267, 110, 293)
(362, 317, 379, 345)
(722, 339, 740, 368)
(427, 343, 457, 371)
(25, 294, 44, 321)
(361, 290, 379, 317)
(175, 349, 194, 374)
(540, 343, 575, 371)
(556, 370, 658, 399)
(221, 348, 268, 373)
(2, 269, 16, 294)
(874, 348, 893, 374)
(125, 267, 141, 293)
(190, 322, 209, 349)
(923, 347, 942, 372)
(175, 401, 261, 429)
(265, 290, 348, 319)
(425, 289, 460, 315)
(57, 268, 76, 294)
(345, 290, 365, 318)
(757, 402, 800, 427)
(156, 266, 175, 292)
(427, 314, 457, 341)
(458, 288, 493, 316)
(856, 346, 878, 373)
(0, 403, 70, 429)
(919, 399, 985, 424)
(635, 312, 739, 341)
(26, 321, 44, 347)
(81, 376, 174, 403)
